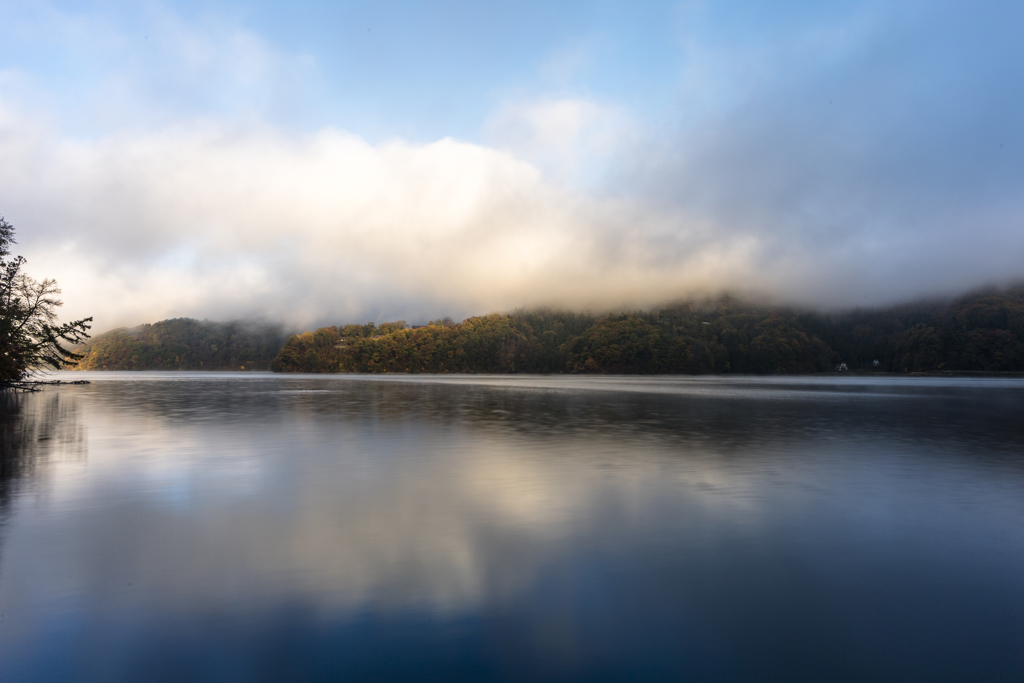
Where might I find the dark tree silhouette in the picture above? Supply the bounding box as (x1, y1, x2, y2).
(0, 217, 92, 387)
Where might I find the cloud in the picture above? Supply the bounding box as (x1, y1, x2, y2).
(2, 91, 1023, 333)
(484, 96, 634, 186)
(0, 110, 668, 329)
(617, 0, 1024, 304)
(1, 0, 1023, 332)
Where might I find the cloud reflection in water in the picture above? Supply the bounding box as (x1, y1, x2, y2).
(0, 374, 1022, 681)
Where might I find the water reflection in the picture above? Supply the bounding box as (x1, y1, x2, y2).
(0, 389, 86, 508)
(0, 374, 1022, 682)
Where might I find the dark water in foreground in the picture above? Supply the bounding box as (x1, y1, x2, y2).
(0, 373, 1022, 682)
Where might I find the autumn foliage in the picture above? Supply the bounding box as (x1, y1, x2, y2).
(271, 287, 1024, 375)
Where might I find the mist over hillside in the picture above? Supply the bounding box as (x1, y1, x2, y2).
(271, 285, 1024, 375)
(71, 285, 1023, 374)
(72, 319, 289, 371)
(6, 1, 1023, 332)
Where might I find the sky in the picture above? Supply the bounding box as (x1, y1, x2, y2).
(1, 0, 1022, 330)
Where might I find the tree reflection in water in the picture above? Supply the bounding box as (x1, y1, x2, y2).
(0, 389, 85, 512)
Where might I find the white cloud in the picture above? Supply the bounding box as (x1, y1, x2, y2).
(2, 1, 1023, 333)
(1, 100, 792, 330)
(484, 96, 633, 187)
(3, 97, 1022, 333)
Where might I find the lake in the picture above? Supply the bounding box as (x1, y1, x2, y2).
(1, 372, 1022, 681)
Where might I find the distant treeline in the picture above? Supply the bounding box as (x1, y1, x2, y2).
(72, 319, 287, 371)
(271, 286, 1024, 374)
(69, 286, 1024, 374)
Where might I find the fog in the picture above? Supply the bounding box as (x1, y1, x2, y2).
(1, 0, 1021, 332)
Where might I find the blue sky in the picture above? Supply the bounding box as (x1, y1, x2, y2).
(1, 0, 1022, 328)
(3, 0, 688, 139)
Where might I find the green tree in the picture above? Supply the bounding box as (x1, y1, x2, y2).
(0, 217, 91, 386)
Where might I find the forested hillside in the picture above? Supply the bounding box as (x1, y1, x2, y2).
(805, 286, 1024, 372)
(68, 286, 1023, 375)
(71, 319, 287, 371)
(271, 285, 1024, 374)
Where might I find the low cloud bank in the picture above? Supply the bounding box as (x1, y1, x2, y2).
(3, 104, 1022, 332)
(0, 114, 800, 330)
(2, 1, 1023, 331)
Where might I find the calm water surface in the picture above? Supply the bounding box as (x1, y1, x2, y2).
(1, 372, 1022, 681)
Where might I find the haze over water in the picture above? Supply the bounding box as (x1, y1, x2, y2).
(0, 373, 1022, 681)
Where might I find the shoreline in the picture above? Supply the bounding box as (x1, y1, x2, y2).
(55, 369, 1024, 378)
